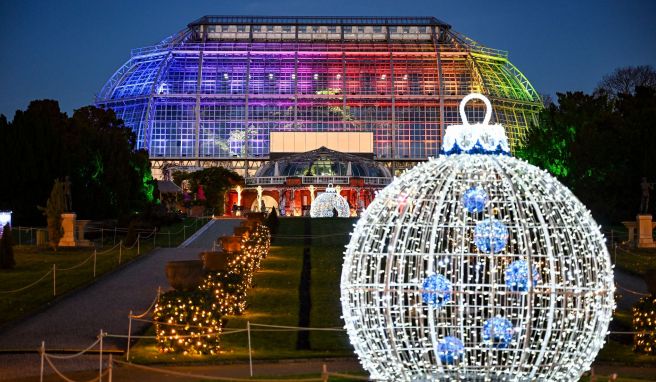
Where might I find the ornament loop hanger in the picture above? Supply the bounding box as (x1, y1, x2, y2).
(459, 93, 492, 126)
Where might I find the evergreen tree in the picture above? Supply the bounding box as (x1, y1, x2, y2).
(0, 223, 15, 269)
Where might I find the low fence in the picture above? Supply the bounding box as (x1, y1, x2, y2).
(0, 217, 211, 297)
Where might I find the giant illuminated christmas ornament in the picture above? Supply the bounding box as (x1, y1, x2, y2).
(310, 184, 350, 218)
(340, 93, 615, 381)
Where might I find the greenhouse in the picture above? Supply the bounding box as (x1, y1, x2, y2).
(96, 16, 541, 177)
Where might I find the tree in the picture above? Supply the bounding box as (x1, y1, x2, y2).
(517, 86, 656, 224)
(0, 223, 15, 269)
(596, 65, 656, 98)
(39, 179, 65, 249)
(173, 168, 243, 215)
(0, 101, 154, 225)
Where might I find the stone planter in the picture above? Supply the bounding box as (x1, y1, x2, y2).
(234, 226, 250, 238)
(220, 235, 242, 252)
(165, 260, 204, 291)
(199, 251, 233, 272)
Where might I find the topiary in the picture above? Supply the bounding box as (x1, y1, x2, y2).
(0, 223, 15, 269)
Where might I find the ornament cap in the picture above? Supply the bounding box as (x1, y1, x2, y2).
(440, 93, 511, 156)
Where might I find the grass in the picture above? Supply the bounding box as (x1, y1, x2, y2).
(0, 217, 209, 326)
(130, 217, 356, 364)
(613, 246, 656, 276)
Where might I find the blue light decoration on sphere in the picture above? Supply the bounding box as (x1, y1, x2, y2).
(505, 259, 541, 292)
(437, 336, 464, 364)
(421, 274, 452, 307)
(462, 186, 488, 213)
(482, 316, 515, 348)
(473, 218, 509, 253)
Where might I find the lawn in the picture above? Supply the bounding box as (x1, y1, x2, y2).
(0, 217, 209, 326)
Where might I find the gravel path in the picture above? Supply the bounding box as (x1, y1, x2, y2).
(0, 218, 242, 380)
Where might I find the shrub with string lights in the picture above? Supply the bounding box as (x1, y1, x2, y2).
(340, 94, 615, 381)
(200, 270, 248, 316)
(633, 295, 656, 354)
(153, 289, 222, 355)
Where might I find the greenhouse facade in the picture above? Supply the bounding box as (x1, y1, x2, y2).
(96, 16, 541, 177)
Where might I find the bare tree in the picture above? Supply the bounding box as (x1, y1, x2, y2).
(596, 65, 656, 98)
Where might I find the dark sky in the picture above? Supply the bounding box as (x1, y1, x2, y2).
(0, 0, 654, 119)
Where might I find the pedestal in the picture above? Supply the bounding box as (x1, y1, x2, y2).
(58, 213, 78, 247)
(76, 219, 93, 247)
(637, 214, 656, 249)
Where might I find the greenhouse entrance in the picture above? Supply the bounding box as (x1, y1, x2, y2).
(226, 147, 393, 216)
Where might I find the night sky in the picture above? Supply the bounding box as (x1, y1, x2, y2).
(0, 0, 654, 119)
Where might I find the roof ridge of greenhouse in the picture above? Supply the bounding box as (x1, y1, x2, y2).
(188, 15, 451, 28)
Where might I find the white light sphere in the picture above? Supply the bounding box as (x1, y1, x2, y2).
(340, 94, 615, 381)
(310, 184, 350, 218)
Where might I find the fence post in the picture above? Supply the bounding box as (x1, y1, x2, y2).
(99, 329, 103, 382)
(153, 228, 156, 247)
(93, 249, 97, 278)
(52, 264, 56, 296)
(247, 321, 253, 377)
(614, 243, 618, 264)
(168, 231, 171, 247)
(137, 234, 140, 255)
(101, 228, 104, 249)
(126, 310, 133, 361)
(113, 227, 117, 246)
(119, 240, 122, 264)
(39, 341, 45, 382)
(18, 226, 21, 246)
(108, 354, 113, 382)
(183, 225, 186, 241)
(322, 363, 328, 382)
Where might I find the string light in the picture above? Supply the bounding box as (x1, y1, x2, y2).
(633, 296, 656, 354)
(340, 93, 615, 381)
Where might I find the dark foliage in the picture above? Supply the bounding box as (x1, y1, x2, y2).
(0, 224, 15, 269)
(265, 207, 280, 237)
(0, 101, 154, 225)
(172, 167, 242, 215)
(517, 86, 656, 224)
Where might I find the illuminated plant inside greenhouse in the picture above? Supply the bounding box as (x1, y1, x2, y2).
(310, 184, 350, 218)
(340, 93, 615, 381)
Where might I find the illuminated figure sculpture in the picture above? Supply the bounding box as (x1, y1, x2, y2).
(340, 93, 615, 381)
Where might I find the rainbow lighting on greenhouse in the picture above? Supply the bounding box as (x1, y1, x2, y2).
(96, 16, 541, 179)
(340, 93, 615, 381)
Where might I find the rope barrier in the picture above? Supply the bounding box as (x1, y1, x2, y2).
(0, 269, 52, 294)
(616, 284, 651, 297)
(95, 242, 121, 256)
(250, 323, 345, 332)
(112, 359, 323, 382)
(129, 289, 161, 319)
(43, 355, 109, 382)
(57, 254, 94, 271)
(43, 337, 103, 360)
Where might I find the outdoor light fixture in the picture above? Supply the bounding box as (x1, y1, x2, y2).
(340, 93, 615, 381)
(0, 211, 11, 238)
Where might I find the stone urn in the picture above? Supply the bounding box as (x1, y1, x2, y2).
(234, 226, 250, 238)
(165, 260, 204, 291)
(220, 235, 242, 252)
(199, 251, 233, 272)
